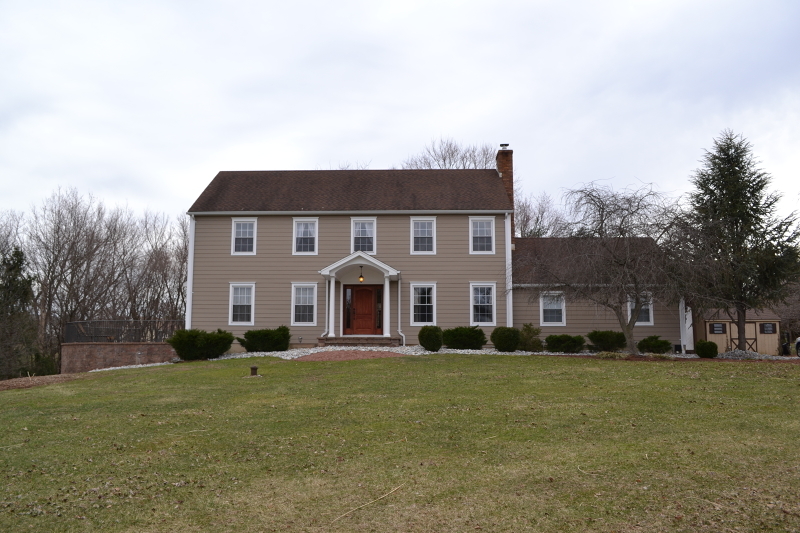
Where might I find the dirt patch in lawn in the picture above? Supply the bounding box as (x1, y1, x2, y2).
(0, 373, 85, 391)
(295, 350, 415, 362)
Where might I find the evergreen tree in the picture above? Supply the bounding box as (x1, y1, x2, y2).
(0, 247, 38, 378)
(688, 130, 800, 351)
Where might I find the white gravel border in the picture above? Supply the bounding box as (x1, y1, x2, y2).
(89, 345, 798, 372)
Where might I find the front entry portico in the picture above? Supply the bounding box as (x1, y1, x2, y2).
(319, 252, 400, 338)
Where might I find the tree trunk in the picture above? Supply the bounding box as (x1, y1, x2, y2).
(735, 302, 748, 351)
(614, 306, 639, 355)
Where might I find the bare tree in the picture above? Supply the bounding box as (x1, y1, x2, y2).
(402, 138, 496, 170)
(516, 183, 679, 354)
(514, 189, 567, 238)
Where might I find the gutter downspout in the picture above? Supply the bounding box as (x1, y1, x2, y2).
(185, 214, 196, 330)
(505, 213, 513, 327)
(397, 275, 405, 346)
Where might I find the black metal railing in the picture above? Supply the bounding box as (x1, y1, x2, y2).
(64, 320, 184, 343)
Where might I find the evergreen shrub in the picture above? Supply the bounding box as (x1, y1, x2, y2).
(518, 323, 544, 352)
(695, 339, 718, 358)
(586, 330, 627, 352)
(490, 327, 521, 352)
(636, 335, 672, 354)
(166, 329, 234, 360)
(236, 326, 291, 352)
(418, 326, 443, 352)
(544, 334, 585, 353)
(442, 326, 487, 350)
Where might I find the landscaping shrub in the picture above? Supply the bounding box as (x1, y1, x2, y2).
(636, 335, 672, 354)
(418, 326, 443, 352)
(586, 330, 626, 352)
(442, 326, 487, 350)
(695, 339, 718, 359)
(518, 323, 544, 352)
(167, 329, 234, 360)
(490, 327, 521, 352)
(544, 334, 585, 353)
(236, 326, 291, 352)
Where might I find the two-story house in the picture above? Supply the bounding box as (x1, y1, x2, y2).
(185, 148, 517, 347)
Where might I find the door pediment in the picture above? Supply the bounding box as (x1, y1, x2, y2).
(319, 251, 400, 280)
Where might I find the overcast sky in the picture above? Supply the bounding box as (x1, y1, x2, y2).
(2, 0, 799, 219)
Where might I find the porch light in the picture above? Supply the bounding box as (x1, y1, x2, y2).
(358, 266, 364, 283)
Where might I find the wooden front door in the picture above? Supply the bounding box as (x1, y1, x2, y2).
(344, 285, 383, 335)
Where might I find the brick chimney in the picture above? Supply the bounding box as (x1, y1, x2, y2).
(495, 144, 515, 243)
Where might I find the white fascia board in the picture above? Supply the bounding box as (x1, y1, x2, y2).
(188, 209, 513, 216)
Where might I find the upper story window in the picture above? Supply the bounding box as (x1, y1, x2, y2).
(352, 217, 376, 254)
(540, 292, 565, 326)
(293, 218, 318, 255)
(469, 217, 495, 254)
(470, 282, 496, 326)
(410, 217, 436, 254)
(629, 295, 654, 326)
(229, 283, 255, 326)
(231, 218, 256, 255)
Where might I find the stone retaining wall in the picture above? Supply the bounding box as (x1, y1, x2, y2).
(61, 343, 177, 374)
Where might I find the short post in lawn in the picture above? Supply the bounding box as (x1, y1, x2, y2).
(250, 366, 258, 376)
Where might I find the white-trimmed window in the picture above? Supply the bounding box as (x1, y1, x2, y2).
(293, 218, 318, 255)
(469, 217, 495, 254)
(470, 282, 496, 326)
(410, 217, 436, 254)
(351, 217, 376, 254)
(628, 295, 654, 326)
(410, 283, 436, 325)
(229, 283, 255, 326)
(231, 218, 257, 255)
(540, 292, 566, 326)
(291, 283, 317, 326)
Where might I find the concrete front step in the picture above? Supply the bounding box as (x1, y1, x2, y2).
(317, 336, 402, 347)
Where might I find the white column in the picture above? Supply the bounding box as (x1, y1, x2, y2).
(383, 276, 391, 336)
(328, 276, 336, 337)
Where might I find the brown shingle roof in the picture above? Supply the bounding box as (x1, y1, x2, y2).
(188, 169, 513, 213)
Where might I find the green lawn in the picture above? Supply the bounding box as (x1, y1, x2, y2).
(2, 354, 800, 532)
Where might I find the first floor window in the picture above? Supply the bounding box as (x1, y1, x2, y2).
(471, 283, 495, 326)
(760, 323, 776, 334)
(230, 284, 254, 325)
(232, 219, 256, 254)
(411, 284, 436, 325)
(629, 296, 653, 325)
(540, 293, 565, 325)
(292, 284, 317, 326)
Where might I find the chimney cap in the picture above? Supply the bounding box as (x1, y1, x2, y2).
(500, 143, 509, 149)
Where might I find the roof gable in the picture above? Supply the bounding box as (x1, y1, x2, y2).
(188, 169, 513, 213)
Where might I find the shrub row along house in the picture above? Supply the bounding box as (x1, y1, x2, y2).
(185, 146, 778, 353)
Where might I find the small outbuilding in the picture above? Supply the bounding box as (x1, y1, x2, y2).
(702, 309, 781, 355)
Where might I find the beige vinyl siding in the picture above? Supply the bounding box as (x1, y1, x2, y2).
(513, 288, 682, 348)
(190, 213, 509, 347)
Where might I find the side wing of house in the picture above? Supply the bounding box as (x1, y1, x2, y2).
(703, 310, 781, 355)
(512, 288, 683, 349)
